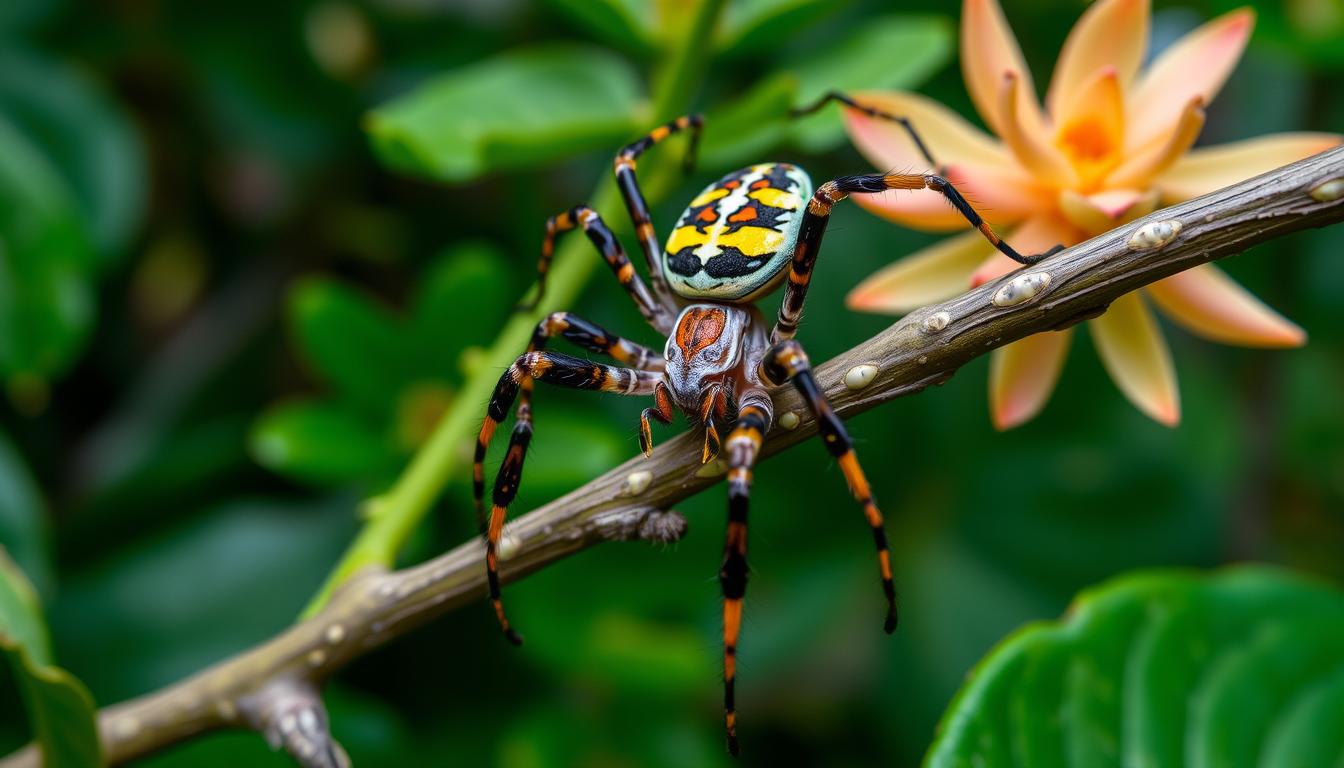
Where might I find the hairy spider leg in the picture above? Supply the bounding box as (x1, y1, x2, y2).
(472, 312, 664, 533)
(718, 391, 772, 757)
(699, 383, 730, 464)
(477, 351, 660, 644)
(772, 173, 1065, 343)
(614, 113, 704, 310)
(762, 341, 898, 635)
(790, 90, 940, 171)
(638, 382, 675, 458)
(517, 205, 673, 331)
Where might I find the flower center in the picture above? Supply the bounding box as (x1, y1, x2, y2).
(1056, 117, 1121, 190)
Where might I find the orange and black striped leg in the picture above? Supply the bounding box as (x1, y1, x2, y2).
(639, 382, 675, 458)
(475, 351, 662, 644)
(789, 90, 940, 171)
(517, 206, 673, 332)
(771, 173, 1063, 343)
(472, 312, 665, 530)
(614, 113, 704, 309)
(698, 383, 729, 464)
(719, 398, 771, 756)
(762, 341, 898, 634)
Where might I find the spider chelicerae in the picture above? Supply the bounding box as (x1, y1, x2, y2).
(471, 93, 1058, 755)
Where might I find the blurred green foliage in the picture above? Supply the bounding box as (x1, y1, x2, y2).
(927, 567, 1344, 767)
(0, 0, 1341, 766)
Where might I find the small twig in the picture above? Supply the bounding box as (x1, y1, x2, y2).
(3, 148, 1341, 768)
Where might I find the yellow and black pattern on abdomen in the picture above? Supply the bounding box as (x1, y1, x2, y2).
(662, 162, 813, 301)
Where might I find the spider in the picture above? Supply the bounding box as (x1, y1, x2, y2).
(472, 92, 1058, 755)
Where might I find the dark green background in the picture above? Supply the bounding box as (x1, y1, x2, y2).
(1, 0, 1342, 765)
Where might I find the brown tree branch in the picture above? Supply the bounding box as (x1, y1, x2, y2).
(5, 148, 1341, 767)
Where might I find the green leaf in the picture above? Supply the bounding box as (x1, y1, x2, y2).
(288, 277, 421, 417)
(0, 430, 51, 596)
(697, 73, 798, 171)
(717, 0, 842, 56)
(0, 112, 95, 388)
(925, 567, 1344, 768)
(366, 45, 644, 182)
(413, 242, 516, 377)
(250, 400, 394, 486)
(0, 47, 147, 260)
(0, 550, 103, 768)
(787, 15, 954, 153)
(544, 0, 656, 53)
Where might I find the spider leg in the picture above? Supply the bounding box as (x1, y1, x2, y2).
(614, 113, 704, 310)
(771, 172, 1064, 343)
(638, 382, 675, 458)
(698, 383, 730, 464)
(790, 90, 940, 171)
(761, 341, 898, 634)
(717, 390, 773, 756)
(517, 206, 675, 332)
(476, 350, 661, 644)
(473, 312, 664, 532)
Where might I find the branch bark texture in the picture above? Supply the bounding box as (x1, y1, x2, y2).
(5, 148, 1342, 768)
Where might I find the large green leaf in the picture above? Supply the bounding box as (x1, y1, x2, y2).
(288, 277, 422, 418)
(365, 45, 643, 182)
(0, 550, 102, 768)
(787, 15, 954, 153)
(716, 0, 842, 56)
(0, 47, 146, 260)
(250, 400, 394, 486)
(544, 0, 656, 54)
(0, 431, 50, 596)
(0, 113, 95, 390)
(925, 567, 1344, 768)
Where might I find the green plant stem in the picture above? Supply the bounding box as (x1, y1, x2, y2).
(303, 0, 727, 616)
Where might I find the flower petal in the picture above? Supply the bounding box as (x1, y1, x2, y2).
(962, 0, 1047, 136)
(1106, 96, 1205, 188)
(846, 229, 996, 314)
(989, 329, 1073, 429)
(1046, 0, 1150, 116)
(844, 90, 1010, 172)
(1126, 8, 1254, 151)
(970, 214, 1081, 287)
(998, 72, 1076, 187)
(1053, 66, 1126, 185)
(852, 160, 1049, 232)
(1154, 132, 1344, 201)
(1146, 264, 1306, 347)
(1057, 187, 1158, 235)
(1089, 292, 1180, 426)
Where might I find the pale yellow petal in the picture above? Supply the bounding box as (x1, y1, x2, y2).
(854, 160, 1049, 232)
(1089, 292, 1180, 426)
(1147, 264, 1306, 347)
(1046, 0, 1149, 116)
(1126, 8, 1255, 151)
(961, 0, 1048, 136)
(846, 229, 996, 315)
(1057, 188, 1158, 235)
(853, 188, 975, 232)
(997, 72, 1076, 187)
(989, 329, 1073, 429)
(843, 90, 1011, 172)
(1106, 97, 1205, 188)
(1053, 67, 1126, 185)
(1154, 132, 1343, 201)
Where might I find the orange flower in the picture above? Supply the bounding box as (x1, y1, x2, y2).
(843, 0, 1341, 428)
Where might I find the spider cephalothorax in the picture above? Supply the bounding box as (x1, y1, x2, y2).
(473, 94, 1056, 756)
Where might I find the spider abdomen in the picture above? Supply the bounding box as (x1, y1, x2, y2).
(663, 163, 812, 302)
